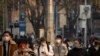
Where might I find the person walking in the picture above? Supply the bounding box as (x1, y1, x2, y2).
(64, 38, 74, 51)
(38, 37, 54, 56)
(0, 31, 16, 56)
(88, 37, 100, 56)
(67, 38, 88, 56)
(31, 42, 39, 56)
(13, 39, 32, 56)
(53, 35, 68, 56)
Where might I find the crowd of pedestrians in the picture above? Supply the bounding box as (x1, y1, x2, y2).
(0, 31, 100, 56)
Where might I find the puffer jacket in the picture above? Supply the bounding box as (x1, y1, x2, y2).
(53, 43, 68, 56)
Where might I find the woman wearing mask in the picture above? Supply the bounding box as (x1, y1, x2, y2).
(13, 39, 31, 56)
(38, 37, 54, 56)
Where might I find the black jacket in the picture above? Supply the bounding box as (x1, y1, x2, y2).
(88, 47, 100, 56)
(67, 47, 88, 56)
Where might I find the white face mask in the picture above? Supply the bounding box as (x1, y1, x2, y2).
(31, 35, 34, 39)
(56, 39, 61, 43)
(3, 36, 10, 42)
(68, 42, 74, 47)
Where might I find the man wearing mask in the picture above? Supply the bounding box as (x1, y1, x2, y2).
(0, 31, 17, 56)
(88, 37, 100, 56)
(67, 38, 88, 56)
(53, 35, 68, 56)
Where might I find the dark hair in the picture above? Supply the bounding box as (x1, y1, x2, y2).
(64, 39, 70, 47)
(94, 37, 100, 46)
(94, 37, 100, 41)
(39, 37, 50, 45)
(75, 38, 83, 44)
(65, 39, 70, 42)
(40, 37, 47, 42)
(2, 31, 13, 38)
(56, 35, 63, 39)
(17, 39, 28, 47)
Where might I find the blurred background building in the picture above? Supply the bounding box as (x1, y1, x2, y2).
(0, 0, 100, 40)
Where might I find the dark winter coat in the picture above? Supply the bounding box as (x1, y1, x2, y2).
(88, 47, 100, 56)
(67, 47, 88, 56)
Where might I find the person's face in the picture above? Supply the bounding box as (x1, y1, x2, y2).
(93, 40, 100, 47)
(3, 33, 11, 42)
(33, 44, 38, 49)
(41, 41, 46, 46)
(74, 40, 81, 48)
(55, 38, 62, 44)
(68, 41, 74, 47)
(19, 43, 28, 52)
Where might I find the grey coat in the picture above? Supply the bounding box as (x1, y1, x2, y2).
(53, 44, 68, 56)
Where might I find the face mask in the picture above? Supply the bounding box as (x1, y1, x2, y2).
(3, 36, 10, 42)
(68, 42, 74, 47)
(31, 35, 34, 39)
(56, 39, 61, 43)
